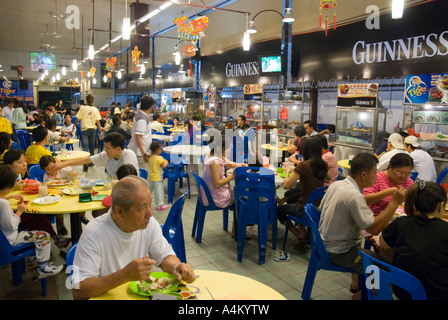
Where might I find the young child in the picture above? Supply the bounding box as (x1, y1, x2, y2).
(0, 165, 63, 279)
(147, 141, 169, 210)
(101, 164, 138, 208)
(45, 118, 69, 152)
(39, 155, 79, 183)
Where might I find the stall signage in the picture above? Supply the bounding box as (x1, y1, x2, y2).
(404, 73, 448, 104)
(337, 83, 378, 107)
(0, 80, 34, 102)
(243, 84, 263, 101)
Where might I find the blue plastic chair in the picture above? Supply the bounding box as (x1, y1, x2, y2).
(436, 167, 448, 184)
(0, 229, 47, 296)
(337, 167, 343, 180)
(410, 171, 419, 181)
(282, 186, 329, 250)
(190, 170, 231, 243)
(10, 141, 20, 150)
(162, 191, 189, 263)
(29, 164, 46, 182)
(139, 168, 148, 180)
(301, 203, 356, 300)
(66, 243, 78, 288)
(359, 250, 427, 300)
(233, 167, 277, 264)
(16, 130, 33, 151)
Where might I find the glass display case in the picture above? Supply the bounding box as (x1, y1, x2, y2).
(203, 100, 223, 127)
(335, 106, 387, 152)
(263, 100, 311, 138)
(402, 103, 448, 158)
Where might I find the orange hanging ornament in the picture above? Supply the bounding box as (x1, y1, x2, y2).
(89, 66, 96, 78)
(131, 46, 141, 73)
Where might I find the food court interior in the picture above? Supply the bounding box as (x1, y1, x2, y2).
(0, 0, 447, 301)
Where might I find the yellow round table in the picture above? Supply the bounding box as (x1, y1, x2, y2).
(27, 126, 62, 131)
(260, 144, 288, 152)
(91, 269, 285, 300)
(66, 139, 79, 145)
(9, 180, 110, 243)
(337, 159, 351, 169)
(56, 150, 90, 161)
(168, 128, 186, 133)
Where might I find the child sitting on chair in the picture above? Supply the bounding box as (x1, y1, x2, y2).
(147, 141, 169, 211)
(0, 165, 63, 279)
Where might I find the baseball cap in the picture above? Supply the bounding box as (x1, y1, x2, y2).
(404, 135, 421, 148)
(388, 133, 405, 150)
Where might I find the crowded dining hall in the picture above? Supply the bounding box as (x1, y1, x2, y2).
(0, 0, 448, 305)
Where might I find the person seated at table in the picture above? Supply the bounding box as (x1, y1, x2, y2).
(316, 134, 339, 185)
(0, 165, 65, 278)
(0, 132, 11, 164)
(184, 120, 193, 144)
(39, 155, 79, 183)
(0, 106, 13, 134)
(376, 133, 409, 172)
(191, 115, 206, 132)
(25, 125, 52, 167)
(236, 115, 246, 130)
(172, 117, 181, 129)
(364, 153, 415, 216)
(362, 153, 415, 248)
(147, 141, 169, 211)
(287, 125, 306, 161)
(45, 118, 69, 152)
(151, 113, 165, 134)
(379, 181, 448, 300)
(403, 135, 437, 182)
(107, 115, 131, 140)
(277, 135, 331, 252)
(61, 114, 77, 139)
(50, 106, 62, 126)
(53, 132, 139, 178)
(3, 150, 71, 248)
(101, 164, 138, 208)
(3, 149, 27, 190)
(319, 152, 406, 296)
(304, 120, 318, 138)
(71, 176, 196, 300)
(119, 114, 132, 134)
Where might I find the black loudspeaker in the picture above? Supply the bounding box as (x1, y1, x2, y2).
(19, 80, 28, 89)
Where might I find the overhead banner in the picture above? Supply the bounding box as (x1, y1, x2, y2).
(404, 73, 448, 104)
(337, 83, 379, 107)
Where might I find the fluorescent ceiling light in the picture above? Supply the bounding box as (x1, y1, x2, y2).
(159, 2, 173, 10)
(392, 0, 404, 19)
(111, 35, 122, 43)
(139, 9, 161, 23)
(122, 17, 131, 40)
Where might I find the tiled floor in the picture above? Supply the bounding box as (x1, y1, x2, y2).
(0, 144, 355, 300)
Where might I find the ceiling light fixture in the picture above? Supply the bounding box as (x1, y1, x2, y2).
(61, 66, 67, 75)
(156, 69, 162, 78)
(178, 64, 186, 74)
(122, 0, 131, 40)
(283, 8, 295, 23)
(247, 8, 295, 35)
(243, 31, 251, 51)
(117, 69, 122, 79)
(72, 59, 78, 71)
(392, 0, 404, 19)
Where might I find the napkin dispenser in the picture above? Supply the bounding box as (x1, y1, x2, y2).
(79, 192, 92, 203)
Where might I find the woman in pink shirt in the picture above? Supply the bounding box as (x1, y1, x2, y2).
(363, 153, 415, 216)
(317, 135, 339, 185)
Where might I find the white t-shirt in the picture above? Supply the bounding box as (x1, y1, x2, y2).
(377, 149, 408, 172)
(43, 167, 75, 183)
(410, 149, 437, 182)
(128, 111, 152, 157)
(151, 121, 164, 133)
(0, 198, 20, 244)
(319, 176, 375, 254)
(90, 149, 139, 176)
(73, 210, 175, 283)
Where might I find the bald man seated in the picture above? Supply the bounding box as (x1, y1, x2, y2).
(71, 175, 195, 300)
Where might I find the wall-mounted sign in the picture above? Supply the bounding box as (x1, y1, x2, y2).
(0, 80, 34, 103)
(244, 84, 263, 101)
(337, 83, 379, 107)
(404, 73, 448, 104)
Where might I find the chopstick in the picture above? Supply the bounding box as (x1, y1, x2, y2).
(204, 287, 214, 300)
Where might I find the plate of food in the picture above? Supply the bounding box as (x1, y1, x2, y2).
(129, 272, 179, 297)
(47, 179, 72, 187)
(32, 196, 61, 205)
(62, 188, 80, 196)
(429, 87, 444, 103)
(438, 76, 448, 91)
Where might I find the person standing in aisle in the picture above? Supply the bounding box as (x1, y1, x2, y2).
(128, 95, 154, 169)
(74, 94, 103, 172)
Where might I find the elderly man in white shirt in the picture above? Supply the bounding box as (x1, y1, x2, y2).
(404, 135, 437, 182)
(71, 176, 196, 300)
(376, 133, 408, 172)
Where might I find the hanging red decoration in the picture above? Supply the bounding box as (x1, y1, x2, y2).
(182, 43, 198, 58)
(319, 0, 337, 36)
(16, 65, 24, 77)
